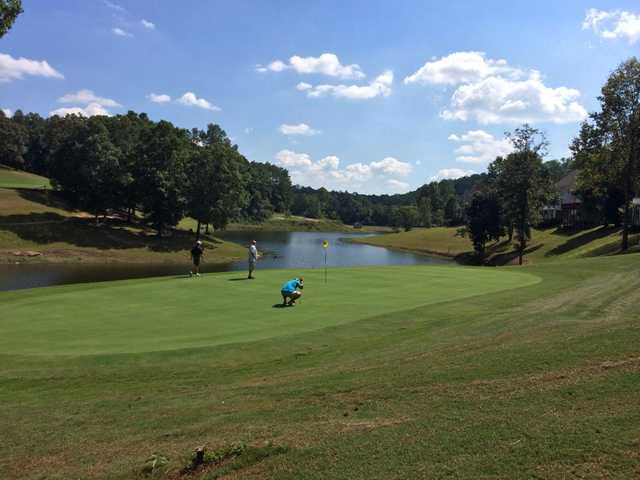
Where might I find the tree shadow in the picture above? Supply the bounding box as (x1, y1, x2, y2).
(488, 243, 545, 266)
(545, 226, 621, 257)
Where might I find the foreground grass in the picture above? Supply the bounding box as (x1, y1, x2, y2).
(0, 166, 51, 190)
(356, 225, 640, 264)
(0, 188, 245, 264)
(1, 256, 639, 479)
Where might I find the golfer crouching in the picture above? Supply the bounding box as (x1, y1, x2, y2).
(281, 277, 304, 306)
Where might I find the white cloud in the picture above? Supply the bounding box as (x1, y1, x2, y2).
(49, 103, 111, 117)
(141, 19, 155, 30)
(370, 156, 412, 176)
(404, 51, 522, 85)
(296, 82, 313, 91)
(406, 51, 587, 124)
(278, 123, 321, 136)
(275, 150, 412, 193)
(0, 53, 64, 83)
(430, 168, 476, 181)
(244, 127, 253, 134)
(147, 93, 171, 103)
(257, 53, 365, 79)
(302, 70, 393, 100)
(176, 92, 221, 111)
(386, 179, 411, 192)
(583, 8, 640, 44)
(441, 72, 587, 124)
(58, 89, 121, 107)
(104, 0, 126, 12)
(2, 108, 12, 117)
(415, 160, 422, 165)
(448, 130, 513, 164)
(112, 27, 133, 37)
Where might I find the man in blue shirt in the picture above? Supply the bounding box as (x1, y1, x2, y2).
(281, 277, 304, 306)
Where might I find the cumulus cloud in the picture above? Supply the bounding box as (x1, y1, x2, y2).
(430, 168, 476, 181)
(278, 123, 321, 136)
(405, 51, 587, 124)
(404, 51, 522, 85)
(257, 53, 365, 79)
(275, 150, 412, 193)
(141, 19, 156, 30)
(386, 179, 411, 192)
(176, 92, 221, 111)
(49, 103, 111, 118)
(58, 89, 121, 107)
(2, 108, 12, 117)
(0, 53, 64, 83)
(448, 130, 513, 164)
(583, 8, 640, 44)
(112, 27, 133, 37)
(301, 70, 393, 100)
(147, 93, 171, 103)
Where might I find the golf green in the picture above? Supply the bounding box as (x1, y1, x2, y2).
(0, 265, 540, 355)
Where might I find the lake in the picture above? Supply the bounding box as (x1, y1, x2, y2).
(0, 231, 451, 291)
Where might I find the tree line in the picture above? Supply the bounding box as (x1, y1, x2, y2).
(0, 111, 291, 236)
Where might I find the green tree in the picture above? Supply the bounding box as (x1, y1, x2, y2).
(463, 191, 503, 259)
(417, 196, 432, 227)
(0, 110, 27, 168)
(397, 205, 419, 231)
(0, 0, 22, 37)
(493, 125, 553, 265)
(135, 121, 190, 236)
(571, 57, 640, 250)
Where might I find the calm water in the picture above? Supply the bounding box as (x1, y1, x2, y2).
(0, 231, 450, 291)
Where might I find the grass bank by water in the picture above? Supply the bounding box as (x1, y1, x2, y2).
(0, 187, 245, 264)
(354, 225, 640, 264)
(0, 165, 51, 190)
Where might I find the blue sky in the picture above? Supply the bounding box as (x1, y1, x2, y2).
(1, 1, 639, 194)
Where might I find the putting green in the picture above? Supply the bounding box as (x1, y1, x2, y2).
(0, 266, 540, 355)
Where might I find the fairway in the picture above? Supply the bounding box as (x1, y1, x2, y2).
(0, 167, 51, 189)
(0, 265, 539, 355)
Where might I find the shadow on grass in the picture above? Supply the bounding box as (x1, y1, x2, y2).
(228, 277, 250, 282)
(1, 192, 224, 253)
(272, 303, 292, 308)
(545, 226, 621, 257)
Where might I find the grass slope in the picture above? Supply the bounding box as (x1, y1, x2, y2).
(0, 166, 51, 189)
(1, 257, 639, 479)
(0, 188, 245, 264)
(0, 265, 538, 355)
(356, 225, 640, 264)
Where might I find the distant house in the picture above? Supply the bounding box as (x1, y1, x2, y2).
(543, 171, 581, 227)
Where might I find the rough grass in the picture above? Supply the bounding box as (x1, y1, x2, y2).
(1, 256, 639, 479)
(0, 188, 245, 264)
(0, 166, 51, 189)
(355, 225, 640, 264)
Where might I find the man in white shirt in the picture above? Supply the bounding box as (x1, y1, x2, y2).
(248, 240, 258, 279)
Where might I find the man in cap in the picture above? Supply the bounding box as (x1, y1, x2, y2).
(190, 240, 204, 277)
(281, 276, 304, 306)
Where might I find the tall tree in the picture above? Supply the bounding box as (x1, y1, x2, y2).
(0, 110, 27, 168)
(464, 190, 503, 259)
(493, 125, 553, 265)
(135, 121, 190, 236)
(572, 57, 640, 250)
(0, 0, 22, 37)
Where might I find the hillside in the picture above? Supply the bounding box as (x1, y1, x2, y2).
(355, 225, 640, 264)
(0, 165, 51, 189)
(0, 187, 245, 264)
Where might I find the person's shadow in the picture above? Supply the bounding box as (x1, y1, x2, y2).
(272, 303, 292, 308)
(228, 278, 249, 282)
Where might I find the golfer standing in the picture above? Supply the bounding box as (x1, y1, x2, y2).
(190, 240, 204, 277)
(248, 240, 258, 279)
